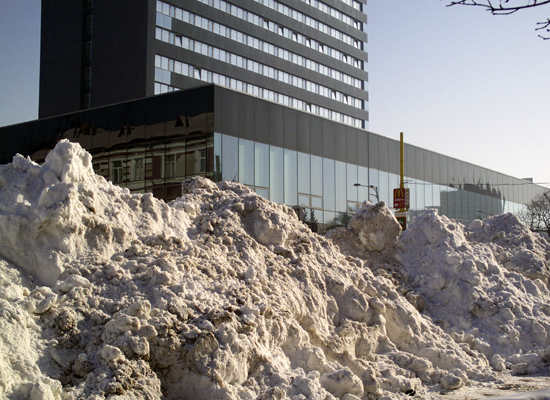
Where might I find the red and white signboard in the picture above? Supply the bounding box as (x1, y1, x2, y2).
(393, 188, 410, 210)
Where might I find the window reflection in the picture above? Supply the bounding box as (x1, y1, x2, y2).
(222, 135, 238, 181)
(284, 149, 297, 206)
(323, 158, 335, 211)
(298, 152, 311, 194)
(311, 155, 323, 197)
(270, 146, 284, 204)
(347, 163, 358, 202)
(255, 142, 269, 188)
(335, 161, 346, 212)
(239, 139, 254, 185)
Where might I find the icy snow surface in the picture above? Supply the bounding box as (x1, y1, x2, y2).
(1, 140, 550, 399)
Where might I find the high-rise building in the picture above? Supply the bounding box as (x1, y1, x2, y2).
(39, 0, 369, 129)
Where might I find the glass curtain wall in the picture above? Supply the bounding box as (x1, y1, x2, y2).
(214, 132, 540, 230)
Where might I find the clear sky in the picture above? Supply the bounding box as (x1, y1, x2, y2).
(1, 0, 549, 186)
(367, 1, 550, 187)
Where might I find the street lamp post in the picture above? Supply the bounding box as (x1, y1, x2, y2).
(354, 183, 379, 202)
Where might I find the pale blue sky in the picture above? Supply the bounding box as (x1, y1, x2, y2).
(1, 0, 549, 185)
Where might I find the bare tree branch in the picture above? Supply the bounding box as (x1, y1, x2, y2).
(536, 18, 550, 38)
(518, 189, 550, 239)
(448, 0, 550, 14)
(446, 0, 550, 38)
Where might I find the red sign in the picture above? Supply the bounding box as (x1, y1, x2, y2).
(393, 188, 410, 210)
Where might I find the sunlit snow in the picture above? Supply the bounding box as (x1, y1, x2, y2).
(1, 139, 550, 399)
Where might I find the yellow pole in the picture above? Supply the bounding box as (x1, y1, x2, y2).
(400, 132, 404, 189)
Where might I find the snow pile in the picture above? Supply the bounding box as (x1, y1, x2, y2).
(0, 140, 189, 286)
(348, 201, 402, 252)
(1, 140, 550, 399)
(398, 210, 550, 376)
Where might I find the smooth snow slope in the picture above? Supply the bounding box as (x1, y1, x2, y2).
(0, 140, 550, 400)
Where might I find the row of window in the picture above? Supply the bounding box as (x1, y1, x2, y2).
(155, 29, 364, 110)
(156, 12, 362, 89)
(106, 151, 207, 184)
(153, 56, 364, 128)
(243, 0, 362, 46)
(307, 0, 362, 12)
(258, 0, 361, 29)
(156, 1, 362, 68)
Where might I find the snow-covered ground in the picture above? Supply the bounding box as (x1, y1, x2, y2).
(1, 140, 550, 399)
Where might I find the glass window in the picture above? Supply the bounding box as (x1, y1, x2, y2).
(299, 194, 310, 207)
(111, 160, 123, 183)
(345, 164, 358, 203)
(284, 149, 297, 206)
(132, 158, 145, 181)
(256, 188, 269, 199)
(165, 154, 176, 178)
(214, 132, 222, 181)
(432, 184, 441, 210)
(356, 166, 368, 202)
(323, 158, 335, 211)
(196, 149, 207, 174)
(378, 170, 389, 205)
(335, 161, 346, 212)
(368, 168, 379, 203)
(424, 179, 433, 209)
(222, 134, 238, 181)
(298, 152, 310, 194)
(239, 139, 254, 185)
(270, 146, 284, 204)
(311, 155, 323, 196)
(255, 142, 269, 188)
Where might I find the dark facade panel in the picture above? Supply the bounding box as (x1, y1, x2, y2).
(322, 120, 335, 160)
(368, 132, 379, 169)
(268, 104, 284, 148)
(219, 90, 239, 140)
(423, 149, 434, 183)
(387, 138, 400, 176)
(310, 117, 323, 158)
(345, 127, 358, 166)
(296, 112, 311, 154)
(404, 144, 416, 179)
(250, 97, 269, 145)
(283, 107, 298, 151)
(334, 122, 346, 163)
(357, 131, 368, 168)
(378, 136, 389, 172)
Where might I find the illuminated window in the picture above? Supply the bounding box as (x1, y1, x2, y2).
(165, 154, 176, 178)
(111, 160, 123, 183)
(132, 158, 145, 181)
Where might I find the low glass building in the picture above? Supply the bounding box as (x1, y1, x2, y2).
(1, 85, 545, 229)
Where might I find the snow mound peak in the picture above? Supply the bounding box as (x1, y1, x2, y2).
(348, 200, 402, 251)
(0, 140, 190, 286)
(41, 139, 98, 186)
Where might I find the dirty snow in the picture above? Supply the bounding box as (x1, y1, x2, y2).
(1, 140, 550, 399)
